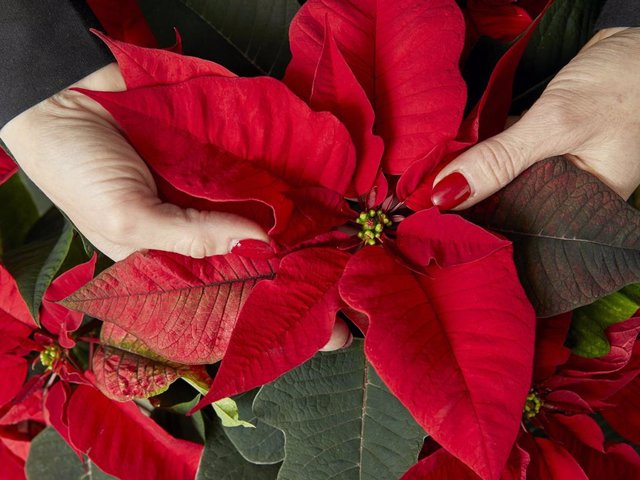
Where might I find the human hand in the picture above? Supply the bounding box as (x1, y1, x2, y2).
(0, 63, 268, 261)
(431, 27, 640, 210)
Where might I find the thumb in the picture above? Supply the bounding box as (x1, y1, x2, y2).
(131, 203, 269, 259)
(431, 111, 569, 210)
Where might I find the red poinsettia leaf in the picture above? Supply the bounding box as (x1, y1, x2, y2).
(0, 151, 17, 187)
(67, 385, 202, 480)
(0, 441, 25, 480)
(62, 251, 278, 364)
(93, 323, 211, 401)
(520, 436, 588, 480)
(543, 413, 640, 480)
(87, 0, 157, 47)
(339, 246, 535, 480)
(467, 0, 532, 42)
(44, 382, 82, 458)
(533, 313, 572, 382)
(542, 390, 593, 415)
(397, 2, 551, 210)
(601, 377, 640, 444)
(196, 248, 350, 411)
(286, 0, 466, 175)
(41, 254, 97, 349)
(93, 31, 234, 89)
(0, 356, 27, 409)
(0, 264, 35, 329)
(307, 21, 386, 199)
(396, 208, 510, 269)
(402, 448, 479, 480)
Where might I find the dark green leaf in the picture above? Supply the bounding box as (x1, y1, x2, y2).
(468, 157, 640, 317)
(138, 0, 299, 77)
(26, 427, 114, 480)
(224, 389, 285, 465)
(196, 420, 281, 479)
(513, 0, 607, 110)
(571, 284, 640, 357)
(0, 173, 38, 253)
(253, 340, 426, 480)
(2, 208, 74, 322)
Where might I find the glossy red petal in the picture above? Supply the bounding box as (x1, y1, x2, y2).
(94, 31, 234, 89)
(67, 385, 202, 480)
(63, 251, 278, 364)
(520, 436, 588, 480)
(41, 254, 97, 349)
(87, 0, 157, 47)
(286, 0, 466, 174)
(0, 151, 17, 187)
(467, 1, 532, 42)
(339, 246, 535, 480)
(0, 356, 27, 409)
(308, 21, 385, 199)
(196, 248, 350, 410)
(396, 208, 510, 268)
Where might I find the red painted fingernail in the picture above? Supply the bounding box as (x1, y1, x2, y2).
(431, 172, 471, 210)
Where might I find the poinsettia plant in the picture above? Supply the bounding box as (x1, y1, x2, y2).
(1, 0, 639, 479)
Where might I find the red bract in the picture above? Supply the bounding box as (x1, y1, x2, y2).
(67, 1, 538, 478)
(0, 259, 203, 480)
(0, 151, 16, 187)
(406, 315, 640, 479)
(465, 0, 533, 43)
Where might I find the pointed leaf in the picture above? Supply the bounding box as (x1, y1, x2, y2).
(87, 0, 157, 47)
(223, 389, 285, 465)
(196, 420, 280, 480)
(468, 157, 640, 317)
(138, 0, 299, 77)
(521, 437, 588, 480)
(63, 251, 278, 364)
(401, 449, 478, 480)
(3, 209, 74, 323)
(92, 326, 210, 401)
(285, 0, 466, 174)
(200, 248, 349, 408)
(26, 427, 115, 480)
(253, 340, 426, 480)
(340, 246, 535, 480)
(67, 385, 203, 480)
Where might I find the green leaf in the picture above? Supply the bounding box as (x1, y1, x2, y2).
(253, 340, 426, 480)
(571, 284, 640, 357)
(26, 427, 115, 480)
(213, 397, 255, 428)
(0, 173, 38, 254)
(2, 208, 74, 323)
(513, 0, 607, 110)
(138, 0, 299, 77)
(223, 389, 285, 465)
(196, 420, 281, 479)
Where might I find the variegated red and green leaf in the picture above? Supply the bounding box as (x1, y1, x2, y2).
(62, 250, 278, 364)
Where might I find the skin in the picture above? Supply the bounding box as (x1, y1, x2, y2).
(434, 27, 640, 208)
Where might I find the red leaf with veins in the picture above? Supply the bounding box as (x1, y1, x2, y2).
(78, 75, 355, 238)
(0, 264, 34, 329)
(196, 248, 350, 410)
(67, 385, 202, 480)
(41, 254, 97, 349)
(402, 448, 479, 480)
(0, 441, 24, 480)
(94, 32, 234, 89)
(396, 208, 510, 268)
(339, 246, 535, 480)
(520, 436, 588, 480)
(307, 21, 385, 199)
(0, 356, 27, 408)
(601, 377, 640, 445)
(285, 0, 466, 174)
(62, 251, 278, 364)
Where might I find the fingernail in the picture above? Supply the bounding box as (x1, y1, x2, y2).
(431, 172, 471, 210)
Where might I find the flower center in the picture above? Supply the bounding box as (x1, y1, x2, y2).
(40, 345, 61, 370)
(356, 209, 392, 245)
(523, 390, 543, 419)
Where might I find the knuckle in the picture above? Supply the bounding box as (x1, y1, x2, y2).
(477, 139, 522, 185)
